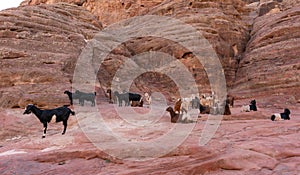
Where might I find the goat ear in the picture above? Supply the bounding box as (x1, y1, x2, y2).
(285, 108, 290, 114)
(25, 104, 31, 110)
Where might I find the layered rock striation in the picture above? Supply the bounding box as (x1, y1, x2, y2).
(20, 0, 251, 102)
(0, 3, 102, 108)
(0, 0, 299, 108)
(21, 0, 165, 26)
(232, 2, 300, 106)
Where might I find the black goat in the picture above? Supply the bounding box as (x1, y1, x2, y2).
(249, 100, 257, 111)
(191, 98, 210, 114)
(129, 92, 142, 102)
(271, 108, 291, 121)
(64, 90, 82, 105)
(23, 104, 75, 138)
(113, 91, 142, 107)
(74, 90, 96, 106)
(199, 103, 210, 114)
(191, 96, 200, 109)
(114, 91, 130, 106)
(241, 99, 257, 112)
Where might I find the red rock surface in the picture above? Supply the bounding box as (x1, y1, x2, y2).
(21, 0, 165, 27)
(75, 0, 251, 100)
(1, 0, 250, 108)
(0, 105, 299, 174)
(20, 0, 300, 105)
(0, 0, 299, 174)
(232, 3, 300, 105)
(0, 3, 102, 108)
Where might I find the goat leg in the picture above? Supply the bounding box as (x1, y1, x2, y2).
(42, 123, 47, 138)
(80, 99, 84, 106)
(62, 121, 67, 135)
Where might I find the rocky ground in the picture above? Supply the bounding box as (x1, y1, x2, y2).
(0, 102, 299, 174)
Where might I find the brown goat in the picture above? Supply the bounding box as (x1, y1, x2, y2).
(106, 89, 114, 104)
(166, 106, 180, 123)
(227, 95, 234, 107)
(174, 98, 182, 114)
(166, 106, 194, 123)
(131, 100, 143, 107)
(224, 99, 231, 115)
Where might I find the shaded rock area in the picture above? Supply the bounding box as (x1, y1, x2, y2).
(77, 0, 252, 99)
(143, 0, 251, 91)
(0, 3, 102, 108)
(0, 105, 299, 174)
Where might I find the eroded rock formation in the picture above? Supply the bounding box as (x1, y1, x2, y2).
(21, 0, 165, 26)
(232, 2, 300, 107)
(0, 1, 299, 174)
(0, 0, 299, 107)
(0, 3, 102, 108)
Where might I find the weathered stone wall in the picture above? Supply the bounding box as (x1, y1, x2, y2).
(1, 0, 299, 108)
(0, 3, 102, 108)
(232, 2, 300, 106)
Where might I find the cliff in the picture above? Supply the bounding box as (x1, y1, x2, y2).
(0, 3, 102, 108)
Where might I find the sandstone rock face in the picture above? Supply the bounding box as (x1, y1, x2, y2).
(21, 0, 165, 26)
(24, 0, 251, 88)
(232, 3, 300, 106)
(0, 1, 299, 174)
(0, 0, 297, 108)
(0, 3, 102, 108)
(72, 0, 251, 100)
(3, 0, 299, 107)
(144, 0, 251, 88)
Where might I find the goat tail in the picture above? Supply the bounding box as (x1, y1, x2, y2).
(94, 92, 97, 96)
